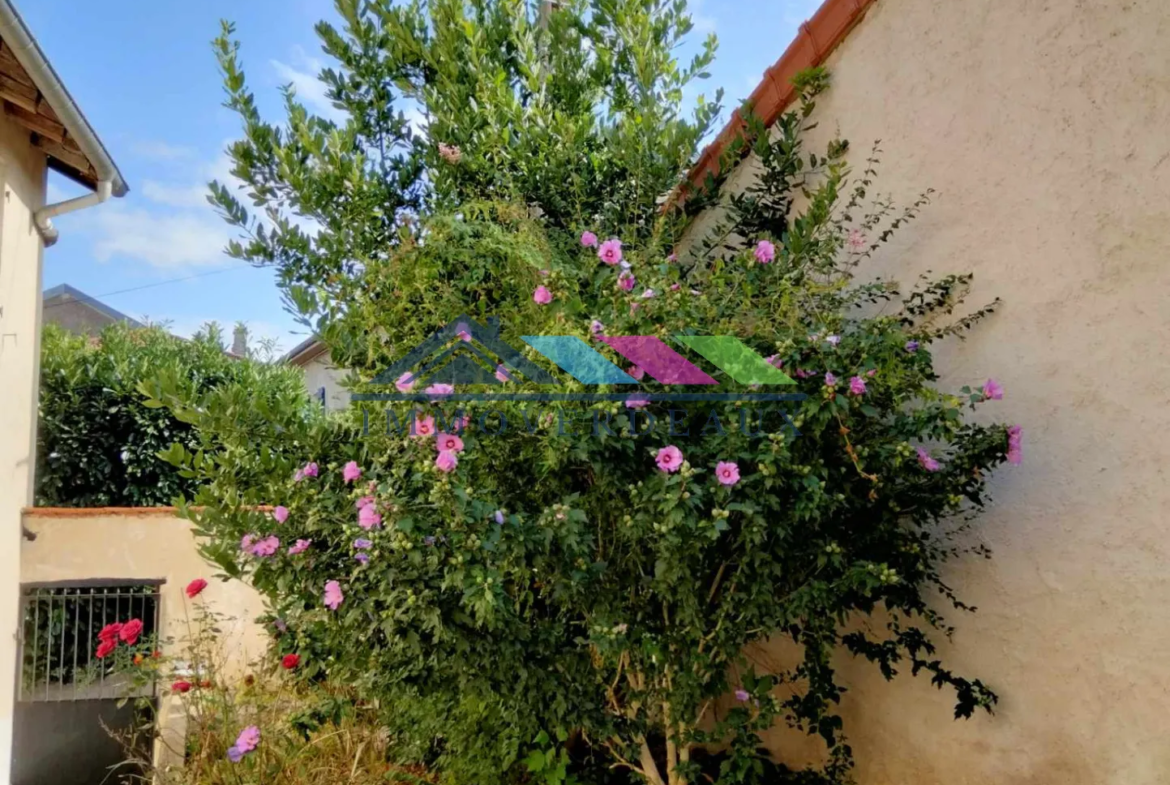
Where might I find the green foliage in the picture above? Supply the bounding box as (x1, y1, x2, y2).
(37, 322, 310, 507)
(209, 0, 721, 326)
(155, 3, 1020, 784)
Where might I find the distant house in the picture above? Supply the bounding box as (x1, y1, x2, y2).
(284, 337, 348, 410)
(42, 283, 141, 335)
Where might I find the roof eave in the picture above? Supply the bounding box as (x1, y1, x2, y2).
(0, 0, 127, 196)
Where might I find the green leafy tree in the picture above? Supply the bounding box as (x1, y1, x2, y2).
(37, 322, 311, 507)
(155, 3, 1020, 783)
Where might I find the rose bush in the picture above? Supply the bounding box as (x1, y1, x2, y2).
(146, 3, 1020, 783)
(95, 582, 397, 784)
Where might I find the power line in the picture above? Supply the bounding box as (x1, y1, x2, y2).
(43, 263, 256, 310)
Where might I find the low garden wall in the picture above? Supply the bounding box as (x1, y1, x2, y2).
(20, 507, 268, 671)
(20, 507, 268, 773)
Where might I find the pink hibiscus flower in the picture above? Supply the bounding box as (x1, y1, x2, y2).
(272, 506, 289, 524)
(1007, 425, 1023, 464)
(358, 505, 382, 530)
(323, 580, 344, 611)
(435, 451, 459, 473)
(287, 539, 311, 555)
(655, 445, 684, 473)
(436, 433, 464, 453)
(580, 230, 598, 248)
(342, 461, 361, 483)
(598, 238, 623, 265)
(533, 285, 553, 305)
(250, 536, 280, 557)
(754, 240, 775, 264)
(983, 378, 1004, 400)
(916, 447, 940, 473)
(715, 461, 740, 486)
(395, 372, 416, 393)
(412, 414, 436, 437)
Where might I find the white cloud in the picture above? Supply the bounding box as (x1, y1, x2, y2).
(87, 204, 234, 269)
(132, 140, 196, 160)
(271, 48, 345, 121)
(140, 147, 237, 209)
(140, 180, 208, 209)
(690, 0, 717, 34)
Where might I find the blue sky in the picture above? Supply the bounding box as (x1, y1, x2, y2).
(26, 0, 819, 354)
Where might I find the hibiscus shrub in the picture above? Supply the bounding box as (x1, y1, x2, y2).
(148, 3, 1019, 784)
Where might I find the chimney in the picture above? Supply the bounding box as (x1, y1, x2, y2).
(232, 324, 249, 358)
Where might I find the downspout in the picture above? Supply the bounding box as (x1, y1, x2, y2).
(32, 179, 112, 247)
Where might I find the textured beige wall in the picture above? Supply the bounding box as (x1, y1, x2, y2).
(689, 0, 1170, 782)
(0, 111, 47, 785)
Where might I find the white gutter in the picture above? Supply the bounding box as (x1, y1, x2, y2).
(33, 179, 111, 247)
(0, 0, 127, 245)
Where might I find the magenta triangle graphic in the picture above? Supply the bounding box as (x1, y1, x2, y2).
(599, 336, 718, 385)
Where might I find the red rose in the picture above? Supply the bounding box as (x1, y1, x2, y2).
(133, 654, 144, 666)
(281, 653, 300, 670)
(185, 578, 208, 598)
(95, 639, 117, 659)
(97, 622, 123, 643)
(119, 619, 144, 646)
(171, 681, 192, 694)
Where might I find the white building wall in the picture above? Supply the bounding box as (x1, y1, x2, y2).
(300, 350, 349, 411)
(0, 110, 47, 785)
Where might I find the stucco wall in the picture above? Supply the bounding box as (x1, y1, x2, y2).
(20, 508, 269, 671)
(21, 508, 270, 769)
(688, 0, 1170, 782)
(301, 350, 350, 411)
(0, 110, 47, 785)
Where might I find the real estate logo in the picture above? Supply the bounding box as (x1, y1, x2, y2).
(353, 315, 806, 406)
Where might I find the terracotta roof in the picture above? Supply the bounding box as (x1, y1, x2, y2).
(679, 0, 877, 203)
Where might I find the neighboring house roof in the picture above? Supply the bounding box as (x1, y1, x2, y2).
(0, 0, 127, 194)
(679, 0, 876, 201)
(42, 284, 142, 328)
(283, 337, 329, 367)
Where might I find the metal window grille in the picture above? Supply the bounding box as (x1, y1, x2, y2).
(18, 582, 161, 702)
